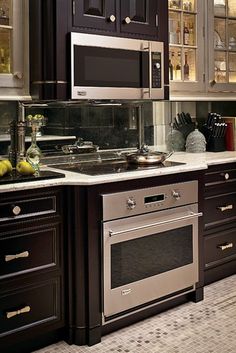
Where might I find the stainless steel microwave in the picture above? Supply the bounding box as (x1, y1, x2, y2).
(71, 32, 164, 100)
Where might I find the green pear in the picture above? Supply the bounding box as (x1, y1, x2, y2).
(1, 159, 13, 173)
(0, 161, 8, 177)
(16, 161, 35, 176)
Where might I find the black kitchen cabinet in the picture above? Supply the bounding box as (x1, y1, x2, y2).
(29, 0, 169, 100)
(72, 0, 165, 40)
(203, 163, 236, 285)
(72, 0, 117, 32)
(0, 187, 66, 353)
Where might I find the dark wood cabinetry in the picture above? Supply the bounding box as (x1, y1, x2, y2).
(203, 163, 236, 284)
(29, 0, 168, 100)
(0, 187, 65, 353)
(73, 0, 163, 39)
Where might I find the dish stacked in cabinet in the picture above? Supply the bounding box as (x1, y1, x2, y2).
(0, 187, 65, 353)
(204, 163, 236, 284)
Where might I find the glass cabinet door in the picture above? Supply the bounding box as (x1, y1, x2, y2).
(209, 0, 236, 91)
(169, 0, 205, 96)
(0, 0, 25, 90)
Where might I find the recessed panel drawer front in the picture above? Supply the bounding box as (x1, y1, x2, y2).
(204, 166, 236, 196)
(0, 278, 61, 337)
(205, 229, 236, 268)
(204, 193, 236, 228)
(0, 195, 57, 222)
(0, 225, 60, 279)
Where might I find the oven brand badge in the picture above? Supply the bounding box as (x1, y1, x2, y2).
(121, 288, 132, 296)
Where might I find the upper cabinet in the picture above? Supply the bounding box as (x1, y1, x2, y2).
(208, 0, 236, 92)
(29, 0, 168, 100)
(168, 0, 205, 95)
(0, 0, 29, 98)
(170, 0, 236, 99)
(72, 0, 165, 40)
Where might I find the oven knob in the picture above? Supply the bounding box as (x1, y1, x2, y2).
(172, 190, 181, 200)
(127, 198, 136, 210)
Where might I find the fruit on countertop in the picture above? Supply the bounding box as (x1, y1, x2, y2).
(0, 161, 8, 177)
(1, 159, 13, 173)
(16, 161, 36, 176)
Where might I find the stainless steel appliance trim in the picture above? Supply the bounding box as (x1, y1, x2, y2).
(102, 180, 198, 221)
(109, 211, 203, 236)
(71, 32, 163, 51)
(102, 285, 196, 325)
(103, 203, 199, 318)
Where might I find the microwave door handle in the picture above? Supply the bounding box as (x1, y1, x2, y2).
(142, 42, 151, 99)
(148, 43, 152, 99)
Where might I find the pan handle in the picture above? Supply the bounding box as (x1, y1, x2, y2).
(165, 151, 173, 160)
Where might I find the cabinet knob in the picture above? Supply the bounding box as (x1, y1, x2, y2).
(210, 79, 216, 87)
(12, 205, 21, 216)
(108, 14, 116, 22)
(13, 72, 23, 80)
(224, 173, 230, 180)
(124, 16, 131, 24)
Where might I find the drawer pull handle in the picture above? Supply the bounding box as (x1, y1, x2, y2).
(217, 242, 233, 251)
(5, 251, 29, 262)
(12, 205, 21, 216)
(6, 305, 31, 319)
(217, 204, 233, 212)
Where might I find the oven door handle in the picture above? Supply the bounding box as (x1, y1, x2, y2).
(109, 212, 203, 236)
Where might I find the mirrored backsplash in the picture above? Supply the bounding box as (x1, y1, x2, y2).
(0, 100, 236, 156)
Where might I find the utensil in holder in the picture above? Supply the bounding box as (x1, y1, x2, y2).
(206, 136, 226, 152)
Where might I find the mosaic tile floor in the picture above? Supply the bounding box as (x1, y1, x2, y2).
(34, 275, 236, 353)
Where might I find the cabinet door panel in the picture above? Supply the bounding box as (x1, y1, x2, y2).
(0, 278, 62, 337)
(205, 228, 236, 268)
(73, 0, 116, 32)
(0, 224, 60, 279)
(204, 192, 236, 229)
(120, 0, 158, 37)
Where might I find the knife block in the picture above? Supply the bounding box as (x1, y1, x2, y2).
(207, 136, 226, 152)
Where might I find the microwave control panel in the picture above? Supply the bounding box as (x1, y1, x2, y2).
(152, 52, 161, 88)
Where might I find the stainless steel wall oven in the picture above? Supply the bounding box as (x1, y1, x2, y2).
(102, 181, 202, 322)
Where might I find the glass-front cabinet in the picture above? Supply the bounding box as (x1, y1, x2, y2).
(208, 0, 236, 92)
(0, 0, 28, 97)
(168, 0, 205, 96)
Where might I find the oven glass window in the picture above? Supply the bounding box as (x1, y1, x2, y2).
(74, 46, 149, 88)
(111, 225, 193, 289)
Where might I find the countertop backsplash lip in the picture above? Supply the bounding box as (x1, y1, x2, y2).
(1, 151, 236, 192)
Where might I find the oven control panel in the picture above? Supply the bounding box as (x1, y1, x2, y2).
(102, 180, 198, 221)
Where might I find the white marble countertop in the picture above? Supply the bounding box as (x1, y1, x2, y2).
(1, 151, 236, 192)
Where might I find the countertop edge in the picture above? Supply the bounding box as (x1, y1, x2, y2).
(1, 151, 236, 192)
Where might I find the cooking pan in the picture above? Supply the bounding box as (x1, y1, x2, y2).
(124, 146, 173, 165)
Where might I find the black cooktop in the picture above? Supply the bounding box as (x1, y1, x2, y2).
(51, 160, 185, 176)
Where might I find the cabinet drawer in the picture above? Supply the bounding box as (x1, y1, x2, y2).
(0, 278, 62, 337)
(205, 228, 236, 268)
(205, 168, 236, 185)
(0, 195, 57, 221)
(0, 225, 60, 279)
(204, 192, 236, 228)
(204, 164, 236, 196)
